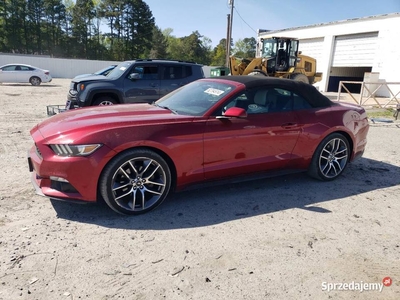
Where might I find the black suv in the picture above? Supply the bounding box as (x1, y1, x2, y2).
(66, 59, 204, 109)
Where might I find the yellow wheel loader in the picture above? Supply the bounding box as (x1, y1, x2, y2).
(229, 37, 322, 84)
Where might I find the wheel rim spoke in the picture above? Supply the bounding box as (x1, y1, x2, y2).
(115, 188, 133, 201)
(139, 159, 153, 176)
(335, 154, 348, 160)
(143, 186, 163, 195)
(128, 161, 139, 176)
(112, 182, 131, 191)
(129, 189, 137, 210)
(332, 160, 341, 173)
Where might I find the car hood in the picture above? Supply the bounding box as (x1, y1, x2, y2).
(33, 104, 195, 141)
(73, 73, 93, 79)
(72, 74, 109, 82)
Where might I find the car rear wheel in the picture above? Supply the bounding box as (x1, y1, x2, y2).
(30, 76, 41, 86)
(99, 149, 171, 215)
(308, 133, 350, 181)
(93, 96, 117, 106)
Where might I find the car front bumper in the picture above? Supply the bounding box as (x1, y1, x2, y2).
(27, 137, 115, 203)
(66, 91, 81, 109)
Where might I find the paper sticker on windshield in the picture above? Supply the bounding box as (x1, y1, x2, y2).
(204, 88, 224, 96)
(120, 67, 127, 71)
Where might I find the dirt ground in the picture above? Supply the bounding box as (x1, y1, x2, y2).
(0, 79, 399, 300)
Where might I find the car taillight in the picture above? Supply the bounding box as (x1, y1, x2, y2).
(45, 72, 49, 75)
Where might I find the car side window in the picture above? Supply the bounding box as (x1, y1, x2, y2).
(162, 66, 193, 80)
(293, 93, 313, 110)
(222, 92, 250, 113)
(221, 88, 304, 115)
(3, 65, 16, 71)
(246, 88, 294, 114)
(248, 88, 316, 113)
(131, 65, 159, 80)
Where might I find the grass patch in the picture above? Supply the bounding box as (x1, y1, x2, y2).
(366, 108, 396, 119)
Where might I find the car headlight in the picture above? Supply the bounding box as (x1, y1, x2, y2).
(78, 83, 85, 91)
(50, 144, 102, 157)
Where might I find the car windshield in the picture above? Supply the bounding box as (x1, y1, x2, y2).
(155, 80, 235, 116)
(106, 61, 132, 79)
(93, 66, 114, 76)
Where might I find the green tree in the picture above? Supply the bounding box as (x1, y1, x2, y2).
(122, 0, 155, 59)
(4, 0, 28, 53)
(27, 0, 45, 54)
(211, 38, 227, 66)
(149, 26, 167, 59)
(232, 37, 257, 58)
(0, 0, 7, 50)
(72, 0, 95, 57)
(43, 0, 66, 56)
(178, 31, 211, 64)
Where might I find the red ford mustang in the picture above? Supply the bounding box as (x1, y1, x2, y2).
(28, 76, 369, 215)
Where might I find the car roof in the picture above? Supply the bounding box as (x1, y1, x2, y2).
(215, 75, 333, 108)
(122, 59, 203, 66)
(1, 63, 36, 68)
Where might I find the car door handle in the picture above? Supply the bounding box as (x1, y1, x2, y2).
(149, 83, 158, 87)
(281, 122, 298, 129)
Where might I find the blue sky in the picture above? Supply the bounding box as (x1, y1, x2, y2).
(143, 0, 400, 47)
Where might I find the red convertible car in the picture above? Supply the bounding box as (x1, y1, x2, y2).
(28, 76, 369, 215)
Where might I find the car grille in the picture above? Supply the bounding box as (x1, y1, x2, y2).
(35, 144, 42, 158)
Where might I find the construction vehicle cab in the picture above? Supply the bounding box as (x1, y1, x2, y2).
(229, 37, 322, 84)
(262, 37, 298, 72)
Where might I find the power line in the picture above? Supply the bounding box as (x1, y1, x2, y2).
(234, 6, 257, 35)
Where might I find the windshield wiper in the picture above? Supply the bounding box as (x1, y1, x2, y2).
(153, 103, 178, 114)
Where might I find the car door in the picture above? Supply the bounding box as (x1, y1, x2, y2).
(203, 87, 302, 180)
(0, 65, 16, 82)
(123, 64, 161, 103)
(18, 65, 34, 82)
(13, 65, 26, 82)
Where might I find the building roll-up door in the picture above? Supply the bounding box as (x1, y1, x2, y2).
(332, 32, 378, 67)
(298, 38, 324, 72)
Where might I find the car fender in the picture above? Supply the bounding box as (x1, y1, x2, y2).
(102, 139, 181, 182)
(79, 81, 124, 104)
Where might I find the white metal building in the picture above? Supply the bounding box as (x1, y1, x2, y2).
(257, 13, 400, 93)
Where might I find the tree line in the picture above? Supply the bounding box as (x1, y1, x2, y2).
(0, 0, 257, 66)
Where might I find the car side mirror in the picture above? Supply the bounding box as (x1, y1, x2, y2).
(217, 107, 247, 119)
(128, 73, 141, 80)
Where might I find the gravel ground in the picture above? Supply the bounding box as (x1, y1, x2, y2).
(0, 79, 399, 300)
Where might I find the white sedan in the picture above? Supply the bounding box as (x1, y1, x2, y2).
(0, 64, 52, 86)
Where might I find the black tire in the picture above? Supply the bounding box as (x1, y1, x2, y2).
(291, 73, 309, 84)
(30, 76, 41, 86)
(308, 133, 350, 181)
(248, 69, 268, 76)
(99, 148, 171, 215)
(93, 96, 117, 106)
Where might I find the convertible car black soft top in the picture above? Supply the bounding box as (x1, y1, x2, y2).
(216, 75, 333, 108)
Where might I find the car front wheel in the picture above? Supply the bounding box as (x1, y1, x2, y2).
(93, 96, 117, 106)
(99, 149, 172, 215)
(30, 76, 41, 86)
(308, 133, 350, 181)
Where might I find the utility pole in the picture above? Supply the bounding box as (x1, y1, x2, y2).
(225, 0, 234, 67)
(225, 14, 230, 67)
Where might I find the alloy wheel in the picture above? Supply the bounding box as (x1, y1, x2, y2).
(110, 156, 167, 212)
(318, 138, 348, 179)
